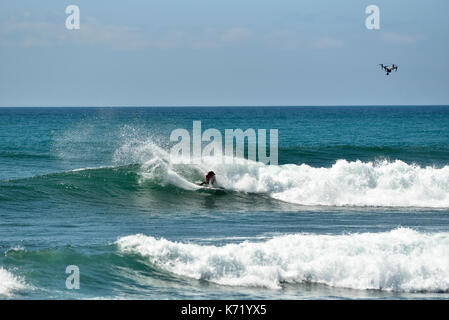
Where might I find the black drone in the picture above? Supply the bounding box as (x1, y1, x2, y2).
(378, 64, 398, 76)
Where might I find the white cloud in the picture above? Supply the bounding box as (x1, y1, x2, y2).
(0, 18, 253, 51)
(313, 36, 344, 49)
(221, 27, 252, 42)
(192, 27, 253, 48)
(68, 18, 152, 50)
(381, 32, 418, 45)
(264, 30, 302, 50)
(0, 18, 151, 50)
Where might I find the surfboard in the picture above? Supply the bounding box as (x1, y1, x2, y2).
(197, 184, 223, 189)
(196, 182, 226, 193)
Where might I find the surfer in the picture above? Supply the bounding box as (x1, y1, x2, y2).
(200, 171, 216, 186)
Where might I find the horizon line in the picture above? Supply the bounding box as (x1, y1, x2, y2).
(1, 104, 449, 108)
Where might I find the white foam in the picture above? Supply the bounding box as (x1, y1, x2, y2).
(113, 137, 449, 207)
(205, 157, 449, 208)
(0, 268, 28, 297)
(139, 157, 201, 191)
(5, 246, 26, 255)
(117, 228, 449, 292)
(114, 137, 206, 191)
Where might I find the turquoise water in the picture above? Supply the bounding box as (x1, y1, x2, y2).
(1, 106, 449, 299)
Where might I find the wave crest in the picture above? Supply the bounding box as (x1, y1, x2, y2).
(211, 158, 449, 207)
(116, 228, 449, 292)
(130, 140, 449, 207)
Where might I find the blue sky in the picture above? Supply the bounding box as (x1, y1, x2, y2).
(0, 0, 448, 106)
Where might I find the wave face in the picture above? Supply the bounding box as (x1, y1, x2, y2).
(0, 268, 28, 297)
(3, 142, 449, 209)
(116, 228, 449, 292)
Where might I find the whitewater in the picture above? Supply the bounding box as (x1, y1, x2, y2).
(0, 268, 28, 297)
(116, 228, 449, 292)
(123, 138, 449, 208)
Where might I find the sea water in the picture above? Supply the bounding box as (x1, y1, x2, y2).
(1, 106, 449, 299)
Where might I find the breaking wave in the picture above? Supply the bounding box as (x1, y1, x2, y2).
(4, 139, 449, 208)
(0, 267, 28, 297)
(115, 138, 449, 208)
(117, 228, 449, 292)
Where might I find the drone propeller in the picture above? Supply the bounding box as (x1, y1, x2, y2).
(378, 63, 398, 74)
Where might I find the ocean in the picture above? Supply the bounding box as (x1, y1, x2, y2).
(1, 106, 449, 299)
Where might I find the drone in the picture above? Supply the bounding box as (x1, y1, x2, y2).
(378, 64, 398, 76)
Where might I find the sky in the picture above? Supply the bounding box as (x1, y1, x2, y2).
(0, 0, 448, 107)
